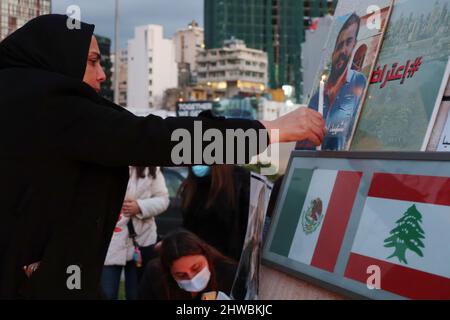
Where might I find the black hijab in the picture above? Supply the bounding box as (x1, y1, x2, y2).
(0, 14, 94, 80)
(0, 14, 126, 300)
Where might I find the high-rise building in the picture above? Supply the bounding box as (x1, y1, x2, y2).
(111, 48, 128, 107)
(127, 25, 178, 109)
(95, 35, 114, 101)
(197, 38, 268, 99)
(204, 0, 337, 100)
(173, 20, 205, 86)
(0, 0, 51, 41)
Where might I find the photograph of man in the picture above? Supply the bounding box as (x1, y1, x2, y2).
(308, 13, 368, 151)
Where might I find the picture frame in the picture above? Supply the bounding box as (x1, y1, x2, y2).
(351, 0, 450, 151)
(262, 151, 450, 300)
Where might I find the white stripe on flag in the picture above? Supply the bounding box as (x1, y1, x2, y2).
(288, 169, 338, 265)
(351, 198, 450, 279)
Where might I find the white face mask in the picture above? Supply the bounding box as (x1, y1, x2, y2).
(176, 265, 211, 293)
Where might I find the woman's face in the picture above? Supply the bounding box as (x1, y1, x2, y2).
(171, 254, 209, 281)
(83, 36, 106, 93)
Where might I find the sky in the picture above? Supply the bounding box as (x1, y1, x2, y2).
(52, 0, 204, 49)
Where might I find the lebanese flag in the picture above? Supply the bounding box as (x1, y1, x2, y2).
(288, 169, 362, 272)
(345, 173, 450, 300)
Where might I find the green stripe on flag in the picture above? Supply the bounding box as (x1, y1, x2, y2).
(270, 168, 314, 257)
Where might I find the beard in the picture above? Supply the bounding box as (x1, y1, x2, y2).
(330, 54, 350, 82)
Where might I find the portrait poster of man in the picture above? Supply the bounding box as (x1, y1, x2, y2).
(297, 0, 394, 151)
(351, 0, 450, 151)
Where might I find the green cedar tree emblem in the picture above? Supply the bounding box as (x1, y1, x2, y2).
(384, 204, 425, 265)
(301, 198, 324, 235)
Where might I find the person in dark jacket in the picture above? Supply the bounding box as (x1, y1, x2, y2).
(138, 230, 236, 300)
(0, 14, 325, 299)
(179, 165, 250, 261)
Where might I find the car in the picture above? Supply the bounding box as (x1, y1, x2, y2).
(156, 167, 188, 237)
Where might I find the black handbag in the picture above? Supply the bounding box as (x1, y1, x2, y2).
(127, 219, 159, 270)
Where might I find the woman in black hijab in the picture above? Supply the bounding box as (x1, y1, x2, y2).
(0, 15, 325, 299)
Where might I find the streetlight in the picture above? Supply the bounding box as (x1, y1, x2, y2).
(114, 0, 120, 105)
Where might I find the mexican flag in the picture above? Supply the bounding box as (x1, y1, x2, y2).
(345, 173, 450, 300)
(270, 169, 362, 272)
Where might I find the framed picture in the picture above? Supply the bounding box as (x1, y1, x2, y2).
(262, 151, 450, 300)
(427, 100, 450, 151)
(428, 78, 450, 151)
(351, 0, 450, 151)
(297, 0, 394, 151)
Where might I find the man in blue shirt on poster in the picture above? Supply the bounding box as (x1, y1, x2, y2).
(306, 13, 367, 151)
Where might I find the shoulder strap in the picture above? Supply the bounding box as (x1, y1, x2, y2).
(127, 219, 139, 247)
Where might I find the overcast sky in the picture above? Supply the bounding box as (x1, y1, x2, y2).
(52, 0, 203, 49)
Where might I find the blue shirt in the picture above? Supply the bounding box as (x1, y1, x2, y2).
(309, 69, 367, 151)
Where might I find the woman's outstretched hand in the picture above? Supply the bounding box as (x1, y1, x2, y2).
(261, 106, 326, 145)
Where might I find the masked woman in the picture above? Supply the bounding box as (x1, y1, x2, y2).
(138, 230, 236, 300)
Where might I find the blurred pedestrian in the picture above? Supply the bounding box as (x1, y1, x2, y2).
(101, 166, 169, 300)
(179, 165, 250, 261)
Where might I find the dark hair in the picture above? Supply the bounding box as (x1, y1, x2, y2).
(135, 166, 157, 179)
(338, 13, 361, 43)
(159, 229, 235, 299)
(178, 165, 236, 210)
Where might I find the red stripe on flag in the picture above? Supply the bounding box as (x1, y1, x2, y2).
(345, 253, 450, 300)
(368, 173, 450, 206)
(311, 171, 362, 272)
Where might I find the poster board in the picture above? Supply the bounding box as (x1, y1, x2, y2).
(427, 100, 450, 151)
(176, 101, 214, 117)
(231, 173, 271, 300)
(436, 103, 450, 151)
(351, 0, 450, 151)
(297, 0, 394, 151)
(428, 78, 450, 151)
(263, 151, 450, 300)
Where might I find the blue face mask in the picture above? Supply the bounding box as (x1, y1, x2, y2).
(191, 166, 211, 178)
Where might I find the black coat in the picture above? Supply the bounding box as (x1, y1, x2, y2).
(0, 15, 266, 299)
(182, 167, 250, 261)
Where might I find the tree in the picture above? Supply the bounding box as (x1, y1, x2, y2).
(384, 204, 425, 265)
